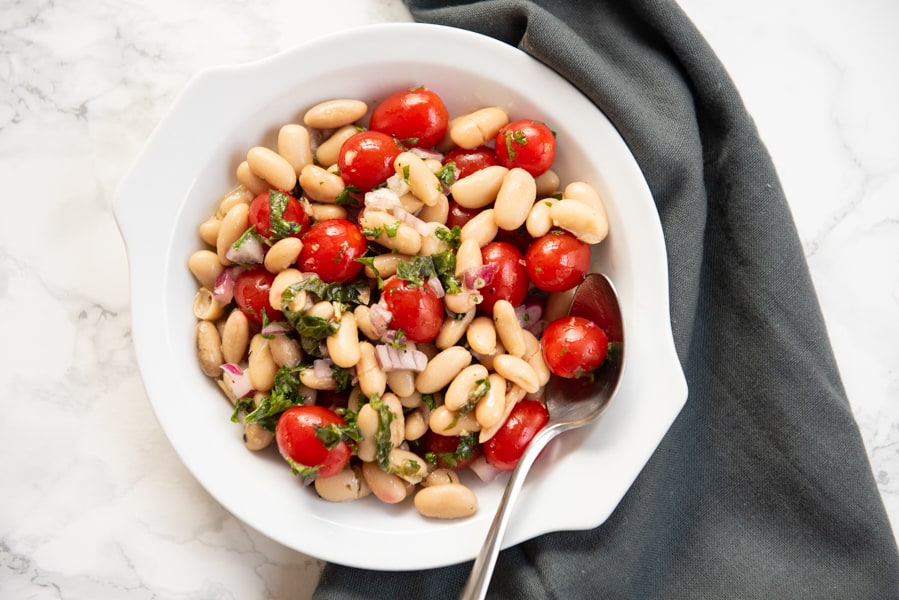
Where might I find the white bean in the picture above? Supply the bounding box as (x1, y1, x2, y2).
(299, 164, 345, 203)
(221, 309, 250, 365)
(466, 316, 497, 356)
(247, 146, 297, 192)
(188, 249, 224, 289)
(236, 161, 268, 196)
(476, 373, 507, 430)
(315, 465, 371, 502)
(362, 461, 409, 505)
(449, 106, 509, 149)
(449, 165, 507, 209)
(193, 288, 225, 321)
(494, 167, 537, 231)
(550, 198, 608, 244)
(326, 312, 361, 368)
(316, 124, 358, 168)
(264, 237, 303, 274)
(394, 151, 444, 207)
(303, 98, 368, 129)
(415, 346, 473, 394)
(216, 202, 249, 265)
(492, 354, 540, 394)
(248, 334, 278, 392)
(357, 341, 387, 398)
(444, 364, 490, 411)
(196, 321, 223, 377)
(460, 208, 498, 248)
(493, 299, 527, 358)
(414, 484, 478, 519)
(277, 124, 313, 175)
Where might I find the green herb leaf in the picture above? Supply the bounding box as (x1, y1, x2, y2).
(395, 255, 437, 287)
(436, 162, 456, 187)
(504, 129, 527, 160)
(268, 190, 302, 239)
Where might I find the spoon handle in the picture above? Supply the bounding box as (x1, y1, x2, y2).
(459, 423, 565, 600)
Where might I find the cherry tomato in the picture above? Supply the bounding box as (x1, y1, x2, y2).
(541, 316, 609, 379)
(297, 219, 367, 283)
(369, 87, 449, 149)
(248, 190, 309, 240)
(443, 145, 498, 180)
(275, 405, 352, 479)
(445, 200, 480, 230)
(233, 266, 283, 324)
(478, 241, 529, 316)
(338, 130, 402, 192)
(421, 430, 481, 471)
(525, 231, 591, 292)
(380, 275, 444, 343)
(483, 400, 549, 471)
(494, 119, 556, 177)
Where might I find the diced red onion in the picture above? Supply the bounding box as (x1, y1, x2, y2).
(427, 276, 445, 299)
(392, 206, 432, 237)
(364, 187, 402, 211)
(219, 363, 253, 399)
(469, 455, 504, 483)
(260, 321, 290, 336)
(374, 343, 429, 372)
(515, 303, 544, 332)
(369, 303, 393, 338)
(409, 147, 445, 162)
(385, 172, 411, 197)
(225, 234, 265, 265)
(463, 263, 498, 291)
(313, 358, 334, 380)
(212, 266, 244, 304)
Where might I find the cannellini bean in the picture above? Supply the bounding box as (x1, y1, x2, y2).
(357, 341, 387, 397)
(382, 393, 406, 448)
(449, 165, 507, 209)
(327, 312, 361, 368)
(221, 309, 250, 365)
(419, 223, 451, 256)
(356, 402, 379, 462)
(315, 465, 372, 502)
(362, 461, 409, 505)
(550, 198, 608, 244)
(475, 339, 506, 371)
(299, 367, 337, 390)
(388, 448, 428, 484)
(493, 300, 527, 358)
(277, 124, 313, 175)
(193, 288, 225, 321)
(460, 208, 498, 248)
(454, 238, 483, 276)
(363, 252, 412, 280)
(217, 185, 254, 217)
(195, 321, 223, 377)
(404, 406, 430, 441)
(316, 124, 358, 168)
(188, 249, 224, 290)
(248, 334, 278, 392)
(435, 308, 476, 350)
(414, 484, 478, 519)
(359, 210, 422, 255)
(526, 197, 558, 238)
(303, 98, 368, 129)
(415, 193, 449, 225)
(394, 151, 444, 207)
(521, 329, 551, 387)
(306, 300, 335, 321)
(443, 290, 480, 315)
(269, 333, 303, 368)
(398, 390, 424, 409)
(269, 268, 304, 312)
(480, 384, 527, 443)
(449, 106, 509, 149)
(216, 202, 249, 264)
(564, 181, 606, 215)
(198, 216, 221, 246)
(299, 164, 345, 203)
(398, 192, 424, 214)
(353, 305, 380, 342)
(444, 364, 490, 411)
(422, 468, 461, 487)
(264, 237, 303, 274)
(476, 373, 507, 430)
(466, 316, 497, 356)
(494, 167, 537, 231)
(415, 346, 473, 394)
(492, 354, 540, 394)
(236, 160, 268, 196)
(429, 405, 481, 436)
(534, 169, 561, 197)
(386, 369, 416, 399)
(244, 422, 274, 451)
(307, 202, 347, 222)
(247, 146, 297, 192)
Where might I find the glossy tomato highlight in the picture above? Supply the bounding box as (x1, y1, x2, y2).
(369, 87, 449, 149)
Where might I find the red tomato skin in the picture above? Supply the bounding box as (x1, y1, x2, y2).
(297, 219, 367, 283)
(275, 405, 351, 478)
(525, 231, 592, 292)
(369, 88, 449, 149)
(541, 316, 609, 379)
(233, 267, 283, 324)
(446, 200, 481, 230)
(483, 400, 550, 471)
(443, 145, 498, 179)
(248, 191, 309, 239)
(422, 430, 481, 471)
(494, 119, 557, 177)
(478, 241, 529, 316)
(380, 276, 444, 343)
(338, 131, 402, 192)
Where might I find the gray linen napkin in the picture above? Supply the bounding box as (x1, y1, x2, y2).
(314, 1, 899, 597)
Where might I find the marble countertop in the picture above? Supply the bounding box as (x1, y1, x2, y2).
(1, 1, 895, 597)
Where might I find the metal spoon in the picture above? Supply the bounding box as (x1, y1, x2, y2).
(459, 272, 626, 600)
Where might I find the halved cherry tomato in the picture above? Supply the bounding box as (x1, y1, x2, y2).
(380, 275, 444, 343)
(494, 119, 556, 177)
(275, 405, 352, 479)
(338, 131, 402, 192)
(233, 266, 283, 324)
(421, 430, 481, 471)
(525, 231, 591, 292)
(478, 241, 529, 316)
(443, 145, 498, 180)
(541, 316, 609, 379)
(369, 87, 449, 149)
(297, 219, 367, 283)
(248, 190, 309, 240)
(483, 400, 549, 471)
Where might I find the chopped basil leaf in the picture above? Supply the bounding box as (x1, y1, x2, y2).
(504, 129, 527, 160)
(435, 225, 461, 249)
(401, 164, 411, 182)
(283, 455, 319, 483)
(315, 421, 362, 449)
(268, 190, 302, 240)
(384, 220, 401, 238)
(361, 226, 384, 238)
(370, 395, 397, 472)
(283, 274, 367, 307)
(335, 185, 362, 206)
(355, 256, 384, 289)
(230, 397, 255, 423)
(396, 255, 437, 287)
(436, 162, 456, 187)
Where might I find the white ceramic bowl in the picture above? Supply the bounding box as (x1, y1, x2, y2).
(114, 22, 687, 570)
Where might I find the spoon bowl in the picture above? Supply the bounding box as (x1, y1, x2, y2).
(460, 272, 626, 600)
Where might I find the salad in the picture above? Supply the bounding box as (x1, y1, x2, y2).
(188, 86, 611, 519)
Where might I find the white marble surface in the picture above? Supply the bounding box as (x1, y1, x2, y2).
(1, 0, 895, 597)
